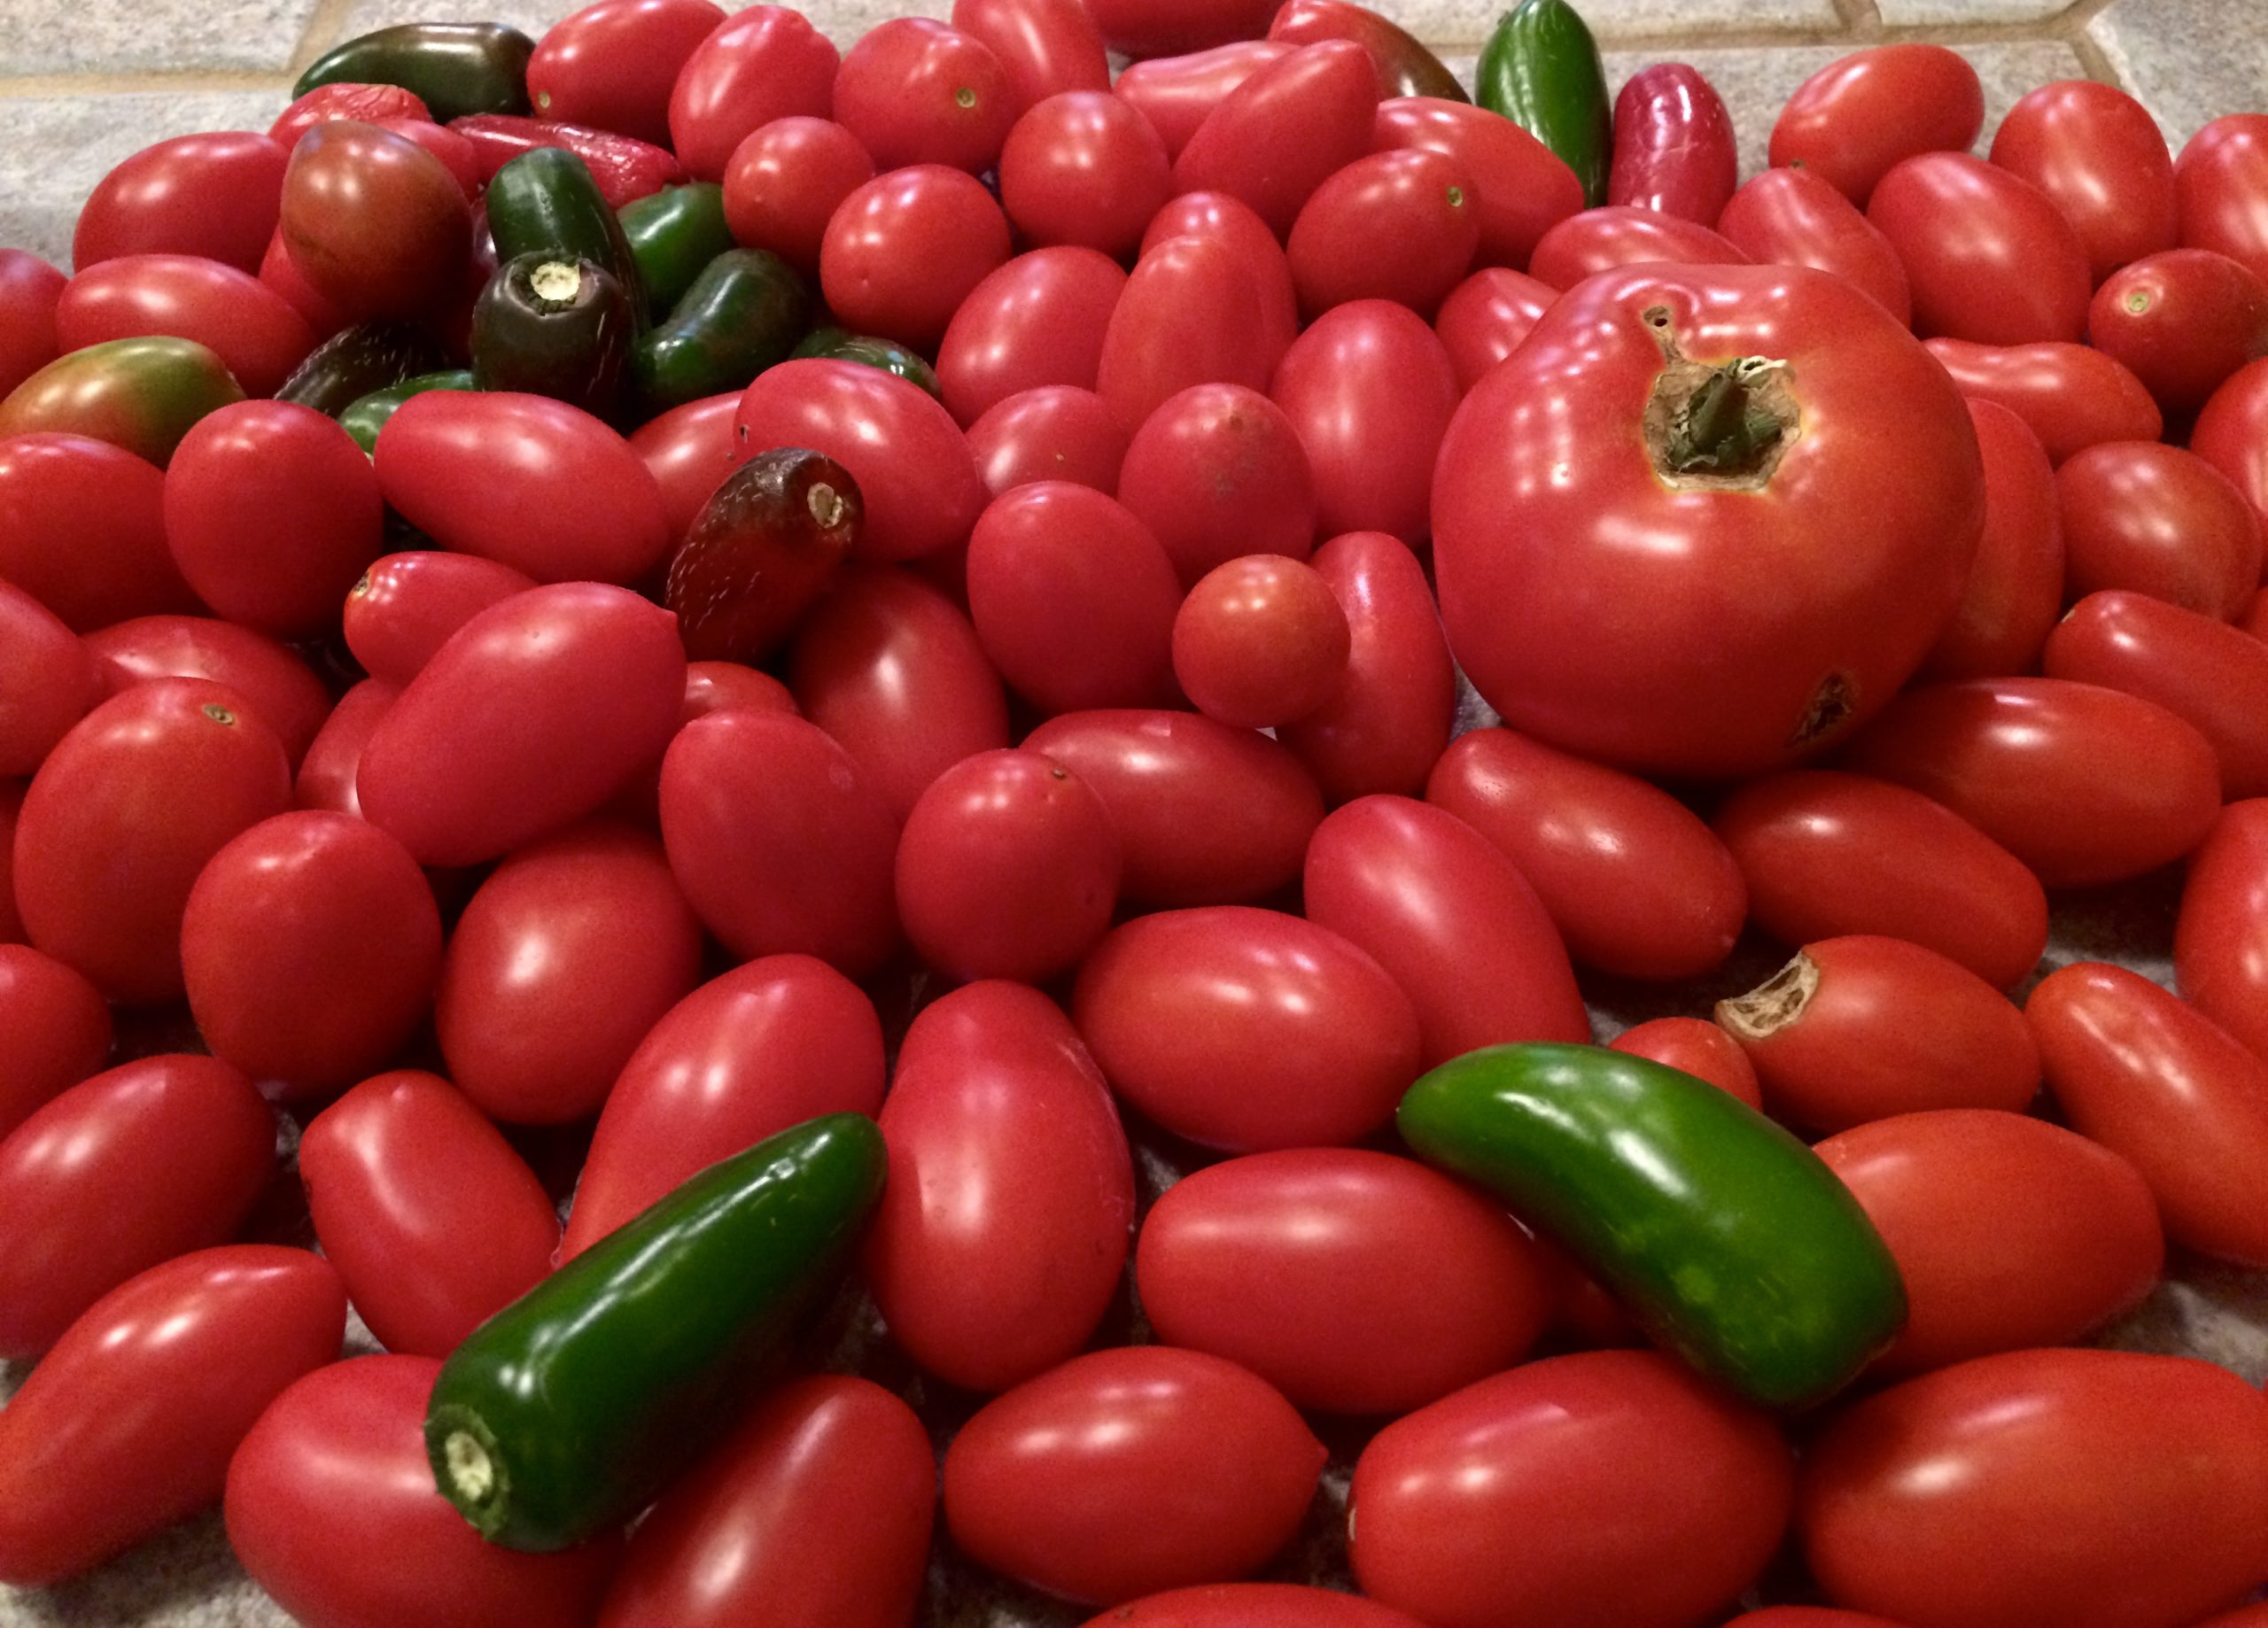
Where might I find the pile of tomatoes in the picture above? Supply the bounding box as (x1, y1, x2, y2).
(6, 0, 2268, 1624)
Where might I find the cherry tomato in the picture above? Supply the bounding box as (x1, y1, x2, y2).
(599, 1376, 933, 1628)
(944, 1346, 1325, 1606)
(1115, 42, 1291, 161)
(1925, 336, 2163, 465)
(626, 392, 744, 541)
(1991, 80, 2175, 285)
(1715, 166, 1912, 327)
(56, 253, 315, 399)
(967, 385, 1130, 495)
(294, 679, 393, 819)
(1605, 1017, 1761, 1109)
(342, 551, 538, 689)
(85, 614, 327, 768)
(936, 246, 1126, 427)
(1608, 63, 1736, 225)
(668, 5, 839, 182)
(1141, 190, 1301, 373)
(279, 121, 469, 322)
(2195, 355, 2268, 537)
(1868, 151, 2091, 344)
(0, 945, 109, 1141)
(1371, 96, 1583, 273)
(0, 1245, 343, 1586)
(1352, 1349, 1793, 1628)
(1527, 205, 1749, 291)
(1175, 41, 1377, 237)
(0, 433, 191, 632)
(1078, 1585, 1427, 1628)
(1768, 44, 1984, 207)
(835, 19, 1014, 174)
(2178, 114, 2268, 286)
(1171, 554, 1348, 729)
(0, 249, 66, 399)
(999, 91, 1169, 259)
(2047, 590, 2268, 797)
(74, 131, 287, 275)
(1800, 1349, 2268, 1628)
(528, 0, 725, 148)
(0, 583, 98, 779)
(1433, 267, 1556, 390)
(1286, 148, 1476, 317)
(1713, 770, 2047, 989)
(720, 116, 871, 275)
(953, 0, 1108, 114)
(1117, 384, 1316, 583)
(1270, 299, 1457, 546)
(2058, 440, 2263, 620)
(1918, 397, 2062, 680)
(1096, 236, 1274, 429)
(2178, 799, 2268, 1066)
(2090, 247, 2268, 417)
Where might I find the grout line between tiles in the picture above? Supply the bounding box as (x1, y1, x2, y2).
(285, 0, 353, 78)
(2065, 25, 2124, 88)
(0, 69, 291, 97)
(1834, 0, 1884, 35)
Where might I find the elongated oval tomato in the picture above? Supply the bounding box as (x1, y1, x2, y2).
(1371, 96, 1582, 272)
(2091, 248, 2268, 417)
(1115, 43, 1291, 162)
(0, 433, 189, 633)
(0, 249, 65, 399)
(1433, 267, 1556, 390)
(967, 385, 1130, 495)
(528, 0, 727, 148)
(1606, 1018, 1761, 1108)
(2178, 114, 2268, 286)
(0, 945, 109, 1140)
(834, 17, 1015, 173)
(667, 5, 839, 182)
(57, 252, 315, 399)
(1918, 397, 2062, 681)
(342, 552, 538, 690)
(2058, 441, 2263, 621)
(2046, 590, 2268, 797)
(1925, 337, 2162, 465)
(1991, 80, 2175, 285)
(935, 247, 1125, 427)
(1079, 1585, 1427, 1627)
(85, 614, 330, 768)
(2195, 355, 2268, 538)
(1768, 44, 1984, 207)
(953, 0, 1109, 114)
(819, 163, 1012, 352)
(1141, 192, 1298, 371)
(1174, 42, 1377, 238)
(1285, 148, 1477, 318)
(294, 678, 392, 819)
(75, 131, 287, 275)
(1870, 151, 2091, 345)
(2179, 800, 2268, 1066)
(0, 582, 98, 778)
(1715, 167, 1912, 327)
(998, 90, 1168, 258)
(1527, 206, 1748, 291)
(1117, 382, 1317, 581)
(1096, 236, 1273, 430)
(1270, 300, 1457, 547)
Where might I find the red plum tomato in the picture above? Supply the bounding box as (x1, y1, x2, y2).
(527, 0, 726, 148)
(999, 91, 1169, 258)
(2090, 248, 2268, 417)
(1714, 166, 1912, 328)
(1526, 205, 1748, 291)
(1926, 337, 2162, 465)
(834, 19, 1014, 174)
(1371, 96, 1581, 272)
(1868, 151, 2091, 345)
(84, 615, 329, 768)
(1286, 148, 1477, 317)
(2056, 440, 2263, 620)
(1116, 384, 1316, 584)
(1605, 1018, 1761, 1108)
(0, 250, 66, 399)
(1767, 44, 1984, 207)
(1171, 554, 1349, 729)
(2045, 589, 2268, 797)
(341, 551, 539, 690)
(819, 164, 1011, 352)
(0, 583, 99, 779)
(1270, 299, 1458, 546)
(2178, 798, 2268, 1066)
(1433, 267, 1556, 391)
(936, 246, 1126, 427)
(0, 434, 191, 632)
(56, 253, 315, 399)
(1918, 397, 2063, 681)
(2178, 114, 2268, 287)
(279, 122, 470, 322)
(1095, 235, 1274, 430)
(1990, 80, 2176, 284)
(952, 0, 1109, 113)
(667, 6, 839, 182)
(0, 945, 111, 1140)
(74, 132, 286, 275)
(721, 117, 873, 274)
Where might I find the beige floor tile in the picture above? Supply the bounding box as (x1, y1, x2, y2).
(0, 0, 317, 77)
(2090, 0, 2268, 150)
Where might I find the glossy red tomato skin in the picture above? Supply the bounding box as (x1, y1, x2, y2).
(2195, 355, 2268, 537)
(1352, 1349, 1794, 1628)
(1991, 81, 2174, 285)
(0, 250, 66, 399)
(1725, 1614, 1911, 1628)
(835, 19, 1014, 174)
(56, 253, 315, 399)
(527, 0, 725, 147)
(0, 784, 23, 945)
(1079, 1585, 1426, 1628)
(2178, 800, 2268, 1065)
(0, 1055, 276, 1359)
(1841, 677, 2221, 888)
(1270, 301, 1457, 547)
(1115, 43, 1289, 160)
(0, 583, 99, 778)
(289, 679, 389, 819)
(953, 0, 1108, 113)
(0, 945, 110, 1140)
(1768, 44, 1984, 208)
(1918, 398, 2062, 681)
(1926, 337, 2163, 466)
(0, 1245, 343, 1586)
(599, 1375, 933, 1628)
(2090, 248, 2268, 417)
(0, 434, 193, 632)
(1426, 725, 1744, 981)
(819, 164, 1011, 353)
(74, 132, 287, 275)
(999, 92, 1168, 258)
(1023, 709, 1324, 904)
(1868, 152, 2091, 344)
(226, 1355, 617, 1628)
(720, 116, 872, 275)
(1286, 149, 1476, 317)
(936, 246, 1127, 427)
(2047, 590, 2268, 797)
(85, 615, 328, 768)
(1433, 267, 1555, 390)
(968, 387, 1130, 495)
(1528, 205, 1749, 291)
(944, 1346, 1326, 1606)
(1801, 1348, 2268, 1628)
(2178, 115, 2268, 286)
(1713, 770, 2047, 989)
(1605, 1017, 1762, 1108)
(626, 392, 742, 541)
(1096, 236, 1275, 430)
(1715, 166, 1913, 327)
(280, 122, 470, 322)
(1140, 190, 1300, 368)
(1175, 42, 1378, 239)
(1086, 0, 1276, 57)
(1371, 96, 1581, 271)
(1303, 795, 1589, 1065)
(1138, 1148, 1550, 1415)
(2058, 441, 2263, 620)
(342, 551, 537, 689)
(2190, 1610, 2268, 1628)
(1172, 554, 1348, 729)
(1278, 531, 1456, 802)
(1607, 62, 1736, 224)
(668, 5, 839, 182)
(1117, 384, 1316, 583)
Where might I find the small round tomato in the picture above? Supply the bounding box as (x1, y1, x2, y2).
(1174, 41, 1378, 237)
(1714, 166, 1912, 327)
(2058, 440, 2263, 620)
(936, 247, 1126, 426)
(1926, 335, 2163, 465)
(667, 5, 840, 182)
(2047, 590, 2268, 798)
(1096, 235, 1275, 429)
(293, 679, 393, 819)
(2090, 247, 2268, 417)
(0, 249, 65, 399)
(85, 614, 329, 767)
(342, 551, 538, 689)
(2178, 799, 2268, 1066)
(1918, 397, 2063, 680)
(1433, 267, 1555, 390)
(1605, 1018, 1761, 1109)
(967, 385, 1131, 495)
(1172, 554, 1349, 729)
(1117, 384, 1317, 583)
(2178, 114, 2268, 286)
(0, 434, 190, 632)
(1287, 148, 1477, 317)
(721, 117, 873, 274)
(1526, 205, 1749, 291)
(819, 164, 1011, 352)
(835, 19, 1015, 174)
(279, 121, 470, 322)
(1990, 80, 2176, 284)
(0, 583, 99, 779)
(74, 132, 287, 275)
(1768, 44, 1984, 207)
(1270, 299, 1458, 547)
(1869, 151, 2092, 344)
(56, 253, 315, 399)
(527, 0, 726, 147)
(0, 946, 109, 1141)
(999, 91, 1169, 258)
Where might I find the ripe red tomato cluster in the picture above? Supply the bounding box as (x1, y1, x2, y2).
(6, 7, 2268, 1628)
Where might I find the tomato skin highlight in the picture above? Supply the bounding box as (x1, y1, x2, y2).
(1918, 397, 2063, 682)
(1715, 165, 1912, 327)
(2046, 589, 2268, 797)
(1924, 337, 2162, 466)
(2057, 440, 2263, 621)
(1768, 44, 1984, 208)
(1990, 80, 2176, 285)
(1269, 300, 1456, 547)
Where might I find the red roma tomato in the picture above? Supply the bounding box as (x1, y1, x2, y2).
(1079, 1585, 1427, 1628)
(1715, 166, 1912, 327)
(966, 481, 1179, 710)
(299, 1070, 557, 1356)
(737, 359, 987, 562)
(1713, 770, 2047, 989)
(1527, 205, 1749, 291)
(57, 253, 315, 399)
(1302, 795, 1589, 1064)
(86, 614, 329, 767)
(866, 981, 1131, 1389)
(2059, 441, 2263, 619)
(1096, 236, 1274, 429)
(954, 0, 1109, 113)
(0, 1245, 342, 1586)
(271, 84, 431, 160)
(1436, 264, 1983, 778)
(1816, 1109, 2161, 1376)
(1425, 726, 1744, 981)
(1434, 267, 1556, 390)
(1000, 93, 1168, 259)
(14, 681, 290, 1003)
(1726, 1615, 1910, 1628)
(2047, 590, 2268, 796)
(1717, 934, 2039, 1132)
(819, 164, 1010, 353)
(1270, 300, 1458, 546)
(259, 222, 352, 335)
(1075, 905, 1419, 1150)
(2091, 247, 2268, 417)
(1172, 554, 1349, 729)
(2178, 115, 2268, 285)
(936, 246, 1126, 426)
(788, 566, 1007, 818)
(280, 122, 469, 322)
(1609, 64, 1736, 225)
(374, 391, 669, 584)
(835, 19, 1014, 174)
(1138, 1148, 1550, 1415)
(944, 1346, 1325, 1606)
(1991, 81, 2175, 285)
(295, 679, 393, 818)
(564, 956, 882, 1256)
(1085, 0, 1275, 57)
(343, 551, 538, 689)
(0, 249, 66, 399)
(1278, 530, 1456, 802)
(668, 5, 839, 182)
(721, 116, 873, 274)
(0, 783, 22, 945)
(628, 392, 744, 540)
(1926, 337, 2163, 465)
(2179, 799, 2268, 1064)
(74, 132, 286, 275)
(0, 583, 99, 777)
(968, 385, 1130, 494)
(1141, 193, 1301, 372)
(599, 1376, 933, 1628)
(164, 400, 382, 637)
(0, 1055, 275, 1358)
(527, 0, 726, 148)
(1117, 384, 1316, 582)
(1023, 709, 1324, 904)
(1918, 398, 2062, 681)
(1868, 152, 2090, 344)
(2195, 355, 2268, 536)
(1800, 1349, 2268, 1628)
(2029, 961, 2268, 1264)
(1372, 96, 1582, 272)
(438, 822, 701, 1124)
(0, 945, 110, 1140)
(1287, 149, 1477, 317)
(1175, 42, 1378, 238)
(225, 1356, 616, 1628)
(1115, 42, 1291, 160)
(1606, 1017, 1761, 1108)
(1351, 1349, 1793, 1628)
(0, 434, 190, 632)
(1768, 44, 1983, 208)
(377, 120, 484, 199)
(182, 811, 441, 1097)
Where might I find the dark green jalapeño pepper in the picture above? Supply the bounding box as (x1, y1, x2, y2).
(276, 321, 449, 418)
(294, 22, 536, 120)
(1398, 1043, 1906, 1408)
(617, 183, 736, 322)
(486, 147, 644, 321)
(790, 326, 943, 399)
(423, 1112, 886, 1552)
(1477, 0, 1613, 207)
(633, 248, 810, 415)
(338, 369, 478, 454)
(471, 254, 634, 416)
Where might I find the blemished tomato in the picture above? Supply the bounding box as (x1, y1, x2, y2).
(2057, 441, 2263, 620)
(1800, 1349, 2268, 1628)
(944, 1346, 1325, 1606)
(1815, 1109, 2161, 1376)
(2195, 355, 2268, 538)
(1713, 770, 2048, 990)
(1842, 677, 2222, 888)
(1917, 398, 2063, 681)
(1140, 190, 1301, 368)
(0, 1246, 343, 1586)
(1768, 44, 1984, 207)
(819, 164, 1011, 353)
(1303, 795, 1590, 1065)
(1117, 384, 1316, 583)
(999, 91, 1169, 259)
(834, 19, 1014, 174)
(1171, 554, 1349, 729)
(0, 946, 109, 1140)
(1138, 1148, 1550, 1415)
(1174, 41, 1377, 238)
(342, 552, 538, 690)
(667, 4, 840, 182)
(865, 981, 1131, 1390)
(1868, 151, 2091, 345)
(1926, 336, 2163, 465)
(2179, 799, 2268, 1066)
(1115, 42, 1291, 160)
(1426, 725, 1745, 981)
(1079, 1585, 1427, 1628)
(1991, 80, 2175, 285)
(85, 614, 329, 769)
(1371, 97, 1582, 272)
(1526, 206, 1749, 291)
(279, 121, 469, 322)
(627, 392, 745, 541)
(0, 1055, 276, 1359)
(1270, 300, 1458, 547)
(1714, 166, 1913, 328)
(527, 0, 726, 148)
(1351, 1350, 1794, 1628)
(0, 249, 66, 399)
(598, 1376, 934, 1628)
(2178, 114, 2268, 286)
(953, 0, 1108, 113)
(1605, 1017, 1762, 1109)
(2090, 247, 2268, 417)
(358, 582, 685, 867)
(0, 582, 99, 778)
(1096, 236, 1274, 430)
(293, 679, 393, 819)
(74, 131, 286, 275)
(225, 1356, 617, 1628)
(2029, 961, 2268, 1266)
(2046, 590, 2268, 797)
(721, 116, 874, 275)
(56, 253, 314, 399)
(1433, 267, 1556, 391)
(935, 246, 1126, 427)
(1609, 63, 1736, 225)
(1286, 149, 1476, 317)
(967, 386, 1130, 495)
(0, 433, 192, 632)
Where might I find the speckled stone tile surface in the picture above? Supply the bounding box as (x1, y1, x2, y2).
(1876, 0, 2069, 22)
(0, 0, 319, 77)
(1388, 0, 1841, 54)
(2091, 0, 2268, 150)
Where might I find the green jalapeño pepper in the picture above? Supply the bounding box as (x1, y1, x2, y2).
(486, 147, 644, 321)
(618, 183, 735, 322)
(1398, 1043, 1906, 1408)
(1477, 0, 1613, 207)
(423, 1112, 886, 1552)
(276, 321, 449, 418)
(472, 254, 633, 416)
(339, 369, 478, 454)
(633, 248, 810, 415)
(790, 326, 943, 399)
(294, 22, 536, 121)
(0, 336, 244, 469)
